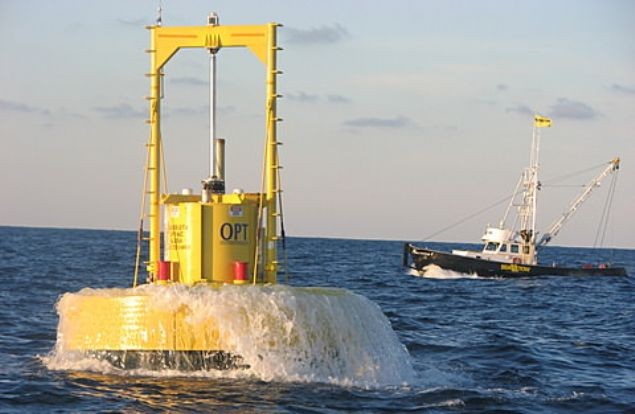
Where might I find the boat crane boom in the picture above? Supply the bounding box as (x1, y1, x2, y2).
(537, 157, 620, 246)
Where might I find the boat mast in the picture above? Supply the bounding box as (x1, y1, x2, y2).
(518, 122, 539, 243)
(530, 119, 540, 238)
(519, 115, 551, 245)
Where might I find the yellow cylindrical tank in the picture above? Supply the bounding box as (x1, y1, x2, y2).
(166, 202, 204, 284)
(211, 202, 257, 283)
(164, 194, 258, 284)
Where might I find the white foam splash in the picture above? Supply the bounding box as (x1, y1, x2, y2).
(45, 284, 415, 388)
(410, 265, 480, 279)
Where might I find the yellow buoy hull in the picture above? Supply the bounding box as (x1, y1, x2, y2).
(58, 293, 228, 352)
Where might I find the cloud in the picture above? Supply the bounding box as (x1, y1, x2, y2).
(496, 83, 508, 92)
(327, 94, 352, 104)
(92, 103, 145, 119)
(609, 84, 635, 95)
(284, 92, 352, 104)
(506, 104, 534, 116)
(343, 116, 412, 129)
(548, 98, 599, 120)
(286, 91, 319, 103)
(59, 107, 87, 120)
(284, 23, 350, 45)
(170, 76, 207, 87)
(169, 106, 206, 116)
(0, 99, 50, 115)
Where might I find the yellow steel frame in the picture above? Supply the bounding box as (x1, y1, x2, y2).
(146, 23, 280, 283)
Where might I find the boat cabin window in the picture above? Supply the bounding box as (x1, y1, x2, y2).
(510, 244, 520, 253)
(500, 244, 507, 252)
(523, 246, 530, 254)
(485, 242, 499, 251)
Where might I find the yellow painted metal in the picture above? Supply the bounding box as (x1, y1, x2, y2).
(211, 201, 258, 283)
(162, 194, 202, 204)
(146, 22, 280, 283)
(165, 193, 260, 284)
(58, 294, 227, 351)
(147, 30, 161, 278)
(151, 25, 271, 70)
(264, 23, 279, 283)
(59, 287, 347, 352)
(59, 18, 286, 358)
(165, 202, 204, 284)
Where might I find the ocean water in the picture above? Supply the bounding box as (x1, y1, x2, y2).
(1, 225, 634, 413)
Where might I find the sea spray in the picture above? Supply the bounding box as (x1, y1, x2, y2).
(47, 284, 415, 388)
(415, 265, 480, 279)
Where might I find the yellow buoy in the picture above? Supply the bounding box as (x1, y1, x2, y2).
(56, 13, 284, 370)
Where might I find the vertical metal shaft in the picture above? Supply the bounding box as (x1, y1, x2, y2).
(209, 52, 217, 177)
(214, 138, 225, 181)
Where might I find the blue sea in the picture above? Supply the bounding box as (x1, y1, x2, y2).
(1, 226, 634, 413)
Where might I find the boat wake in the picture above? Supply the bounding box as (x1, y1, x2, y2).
(44, 284, 415, 388)
(411, 265, 480, 280)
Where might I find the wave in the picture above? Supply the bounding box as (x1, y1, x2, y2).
(44, 284, 415, 388)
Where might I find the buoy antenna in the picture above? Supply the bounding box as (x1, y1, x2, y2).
(156, 0, 163, 26)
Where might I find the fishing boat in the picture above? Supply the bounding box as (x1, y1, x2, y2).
(403, 116, 627, 277)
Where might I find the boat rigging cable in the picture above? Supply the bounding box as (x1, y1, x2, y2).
(541, 162, 607, 187)
(420, 193, 514, 242)
(420, 161, 621, 245)
(537, 158, 620, 247)
(594, 171, 619, 249)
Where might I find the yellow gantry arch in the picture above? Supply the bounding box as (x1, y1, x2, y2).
(146, 22, 281, 283)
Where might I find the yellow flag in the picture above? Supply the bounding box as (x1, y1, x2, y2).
(534, 115, 552, 128)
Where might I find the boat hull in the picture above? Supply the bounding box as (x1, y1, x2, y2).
(404, 243, 627, 277)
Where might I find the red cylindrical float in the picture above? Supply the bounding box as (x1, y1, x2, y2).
(233, 261, 248, 282)
(157, 260, 171, 281)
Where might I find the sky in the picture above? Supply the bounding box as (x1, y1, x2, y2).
(1, 0, 634, 248)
